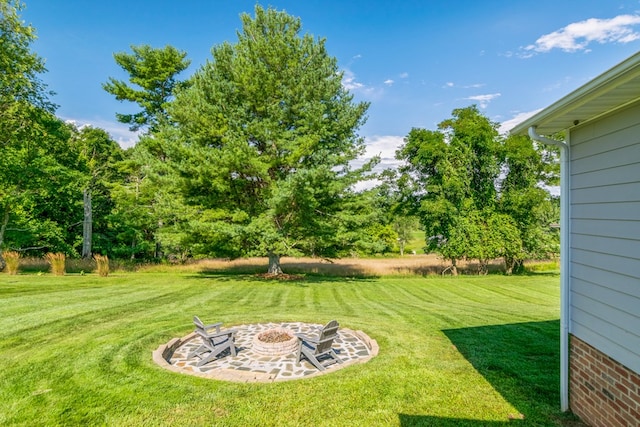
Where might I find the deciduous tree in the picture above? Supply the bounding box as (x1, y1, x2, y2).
(500, 134, 560, 273)
(397, 106, 558, 274)
(69, 125, 124, 257)
(0, 0, 62, 269)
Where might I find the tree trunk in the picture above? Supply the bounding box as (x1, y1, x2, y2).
(505, 256, 514, 275)
(478, 259, 489, 275)
(267, 252, 283, 275)
(513, 259, 525, 274)
(82, 189, 92, 259)
(155, 220, 163, 259)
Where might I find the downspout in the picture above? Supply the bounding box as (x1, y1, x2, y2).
(528, 126, 570, 412)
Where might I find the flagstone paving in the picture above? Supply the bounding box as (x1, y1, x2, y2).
(153, 322, 379, 383)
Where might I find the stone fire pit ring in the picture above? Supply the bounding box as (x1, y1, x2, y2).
(252, 327, 298, 356)
(153, 322, 379, 383)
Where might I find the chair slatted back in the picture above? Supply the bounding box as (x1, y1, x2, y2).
(193, 316, 205, 332)
(315, 320, 339, 354)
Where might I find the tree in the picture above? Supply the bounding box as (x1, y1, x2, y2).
(69, 125, 124, 258)
(374, 169, 419, 256)
(499, 134, 560, 273)
(0, 0, 59, 269)
(162, 6, 372, 274)
(397, 106, 501, 273)
(105, 139, 172, 260)
(103, 44, 190, 132)
(397, 106, 559, 274)
(1, 107, 86, 258)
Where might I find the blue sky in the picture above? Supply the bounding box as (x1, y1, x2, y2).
(22, 0, 640, 169)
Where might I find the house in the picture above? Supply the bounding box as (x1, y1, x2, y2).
(511, 51, 640, 427)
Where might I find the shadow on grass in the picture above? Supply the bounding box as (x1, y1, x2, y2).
(196, 261, 384, 278)
(191, 271, 379, 285)
(399, 320, 584, 426)
(399, 414, 522, 426)
(192, 261, 538, 279)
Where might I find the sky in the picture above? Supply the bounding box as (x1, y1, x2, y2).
(21, 0, 640, 171)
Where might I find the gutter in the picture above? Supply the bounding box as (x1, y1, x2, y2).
(528, 126, 570, 412)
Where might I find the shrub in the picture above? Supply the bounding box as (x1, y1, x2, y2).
(4, 251, 21, 275)
(45, 253, 66, 276)
(94, 254, 110, 277)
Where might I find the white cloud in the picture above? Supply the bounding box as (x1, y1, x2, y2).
(64, 116, 140, 148)
(342, 69, 365, 91)
(341, 69, 383, 99)
(350, 135, 405, 191)
(399, 72, 409, 79)
(465, 93, 501, 108)
(444, 82, 485, 89)
(351, 135, 404, 170)
(363, 135, 405, 168)
(522, 14, 640, 56)
(498, 108, 544, 135)
(384, 79, 394, 86)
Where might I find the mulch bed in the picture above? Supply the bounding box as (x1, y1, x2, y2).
(255, 273, 304, 280)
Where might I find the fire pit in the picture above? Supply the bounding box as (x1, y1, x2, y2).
(252, 327, 298, 356)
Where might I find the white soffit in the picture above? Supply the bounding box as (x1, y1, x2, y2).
(510, 51, 640, 137)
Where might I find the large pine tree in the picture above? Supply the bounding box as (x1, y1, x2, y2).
(159, 6, 373, 274)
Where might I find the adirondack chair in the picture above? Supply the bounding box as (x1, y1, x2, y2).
(188, 316, 238, 367)
(295, 320, 343, 371)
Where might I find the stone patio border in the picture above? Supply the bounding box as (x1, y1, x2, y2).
(152, 322, 379, 383)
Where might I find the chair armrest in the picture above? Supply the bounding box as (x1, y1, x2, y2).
(203, 322, 222, 333)
(209, 328, 239, 339)
(295, 333, 319, 344)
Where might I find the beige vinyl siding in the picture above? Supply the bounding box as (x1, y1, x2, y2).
(569, 101, 640, 373)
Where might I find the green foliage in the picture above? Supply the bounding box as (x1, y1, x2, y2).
(371, 169, 421, 255)
(500, 134, 560, 272)
(0, 1, 94, 264)
(1, 107, 84, 257)
(103, 44, 190, 132)
(0, 0, 52, 267)
(156, 6, 373, 270)
(106, 139, 171, 260)
(397, 106, 559, 273)
(68, 125, 125, 256)
(0, 0, 53, 113)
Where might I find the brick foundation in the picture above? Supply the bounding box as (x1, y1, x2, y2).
(570, 335, 640, 426)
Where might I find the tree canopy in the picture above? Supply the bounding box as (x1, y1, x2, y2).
(151, 6, 373, 273)
(397, 105, 559, 274)
(0, 0, 61, 269)
(103, 44, 190, 132)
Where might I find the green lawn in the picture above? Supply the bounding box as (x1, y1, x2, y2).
(0, 272, 578, 426)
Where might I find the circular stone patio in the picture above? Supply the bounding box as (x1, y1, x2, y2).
(153, 322, 379, 383)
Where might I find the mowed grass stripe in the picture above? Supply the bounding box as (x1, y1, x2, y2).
(0, 272, 571, 426)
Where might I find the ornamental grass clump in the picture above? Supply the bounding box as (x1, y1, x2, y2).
(94, 254, 109, 277)
(4, 251, 21, 274)
(45, 252, 66, 276)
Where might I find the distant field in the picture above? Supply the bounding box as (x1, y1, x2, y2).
(156, 254, 511, 276)
(14, 253, 559, 277)
(0, 271, 578, 426)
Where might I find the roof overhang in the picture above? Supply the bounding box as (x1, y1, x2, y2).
(510, 51, 640, 137)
